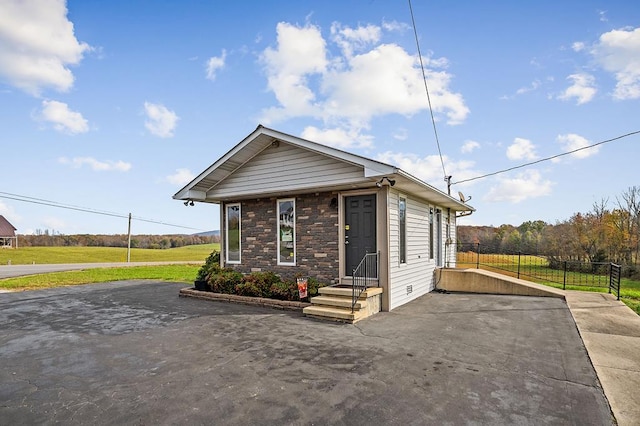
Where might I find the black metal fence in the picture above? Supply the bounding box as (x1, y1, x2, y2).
(448, 242, 621, 299)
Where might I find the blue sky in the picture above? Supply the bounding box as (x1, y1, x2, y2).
(1, 0, 639, 235)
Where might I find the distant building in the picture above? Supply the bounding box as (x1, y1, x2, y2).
(0, 215, 17, 248)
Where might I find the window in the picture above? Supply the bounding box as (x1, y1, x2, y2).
(429, 207, 434, 260)
(277, 198, 295, 265)
(399, 197, 406, 264)
(226, 203, 241, 264)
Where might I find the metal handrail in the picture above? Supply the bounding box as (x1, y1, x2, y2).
(352, 251, 379, 312)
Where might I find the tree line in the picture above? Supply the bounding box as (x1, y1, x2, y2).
(457, 186, 640, 267)
(19, 232, 219, 249)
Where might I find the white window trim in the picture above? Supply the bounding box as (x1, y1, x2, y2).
(225, 203, 241, 264)
(399, 195, 407, 265)
(277, 198, 296, 266)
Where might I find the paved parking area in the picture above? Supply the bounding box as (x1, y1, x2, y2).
(0, 281, 613, 425)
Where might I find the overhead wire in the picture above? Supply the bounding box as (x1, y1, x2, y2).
(450, 129, 640, 186)
(408, 0, 447, 181)
(0, 191, 205, 231)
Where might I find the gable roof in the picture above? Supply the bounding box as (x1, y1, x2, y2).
(174, 125, 474, 212)
(0, 215, 16, 236)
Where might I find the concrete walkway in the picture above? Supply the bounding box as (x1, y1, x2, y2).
(565, 291, 640, 426)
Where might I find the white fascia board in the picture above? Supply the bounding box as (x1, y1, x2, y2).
(396, 169, 475, 212)
(173, 125, 267, 200)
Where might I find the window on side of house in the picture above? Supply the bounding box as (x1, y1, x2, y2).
(429, 207, 434, 260)
(226, 203, 241, 264)
(399, 197, 407, 264)
(277, 198, 295, 265)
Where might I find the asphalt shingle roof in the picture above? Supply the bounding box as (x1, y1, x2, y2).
(0, 215, 16, 237)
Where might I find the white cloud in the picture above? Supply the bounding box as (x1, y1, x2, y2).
(259, 22, 328, 123)
(556, 133, 599, 159)
(485, 170, 553, 203)
(591, 27, 640, 100)
(598, 10, 608, 22)
(206, 49, 226, 81)
(572, 42, 586, 52)
(506, 138, 538, 161)
(461, 140, 480, 154)
(40, 100, 88, 134)
(144, 102, 179, 138)
(331, 23, 381, 58)
(382, 20, 411, 33)
(557, 73, 597, 104)
(0, 0, 91, 95)
(393, 128, 408, 141)
(58, 156, 132, 172)
(42, 216, 65, 231)
(259, 21, 469, 148)
(166, 168, 195, 186)
(301, 126, 373, 149)
(0, 201, 21, 225)
(375, 151, 477, 189)
(516, 79, 541, 95)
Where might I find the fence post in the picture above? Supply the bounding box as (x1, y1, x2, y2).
(476, 243, 480, 269)
(563, 261, 567, 290)
(517, 252, 521, 279)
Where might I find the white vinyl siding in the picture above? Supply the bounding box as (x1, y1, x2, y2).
(388, 190, 437, 310)
(209, 143, 365, 198)
(445, 212, 457, 267)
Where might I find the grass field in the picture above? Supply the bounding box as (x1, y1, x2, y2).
(0, 265, 200, 291)
(0, 243, 220, 265)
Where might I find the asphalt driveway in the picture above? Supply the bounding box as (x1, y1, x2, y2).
(0, 281, 613, 425)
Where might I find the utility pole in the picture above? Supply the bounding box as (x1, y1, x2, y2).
(127, 213, 132, 263)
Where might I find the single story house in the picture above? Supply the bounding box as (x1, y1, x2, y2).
(174, 125, 474, 316)
(0, 215, 17, 249)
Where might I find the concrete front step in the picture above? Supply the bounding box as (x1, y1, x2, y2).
(304, 285, 384, 323)
(302, 305, 367, 323)
(311, 295, 365, 310)
(318, 286, 383, 298)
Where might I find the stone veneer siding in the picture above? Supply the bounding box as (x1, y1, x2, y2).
(223, 191, 339, 283)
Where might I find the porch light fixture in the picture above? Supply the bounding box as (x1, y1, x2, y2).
(376, 177, 396, 187)
(184, 200, 195, 206)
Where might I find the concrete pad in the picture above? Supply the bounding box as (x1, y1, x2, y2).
(0, 282, 613, 425)
(565, 291, 640, 426)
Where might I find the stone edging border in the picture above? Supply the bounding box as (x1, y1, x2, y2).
(179, 287, 311, 311)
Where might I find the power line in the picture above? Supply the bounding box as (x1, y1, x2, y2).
(0, 191, 206, 231)
(408, 0, 447, 182)
(451, 130, 640, 186)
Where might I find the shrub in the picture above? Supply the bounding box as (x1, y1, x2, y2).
(242, 271, 281, 297)
(270, 280, 297, 301)
(235, 281, 263, 297)
(209, 269, 243, 294)
(196, 251, 221, 282)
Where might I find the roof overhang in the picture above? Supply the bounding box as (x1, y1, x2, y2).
(173, 125, 475, 213)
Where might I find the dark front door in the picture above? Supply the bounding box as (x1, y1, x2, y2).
(345, 194, 376, 275)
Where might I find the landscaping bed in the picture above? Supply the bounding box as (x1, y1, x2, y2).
(189, 251, 328, 306)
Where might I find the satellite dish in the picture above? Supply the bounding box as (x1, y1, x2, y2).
(458, 191, 472, 203)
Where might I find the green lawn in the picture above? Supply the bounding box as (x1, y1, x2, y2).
(0, 265, 201, 291)
(0, 243, 219, 265)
